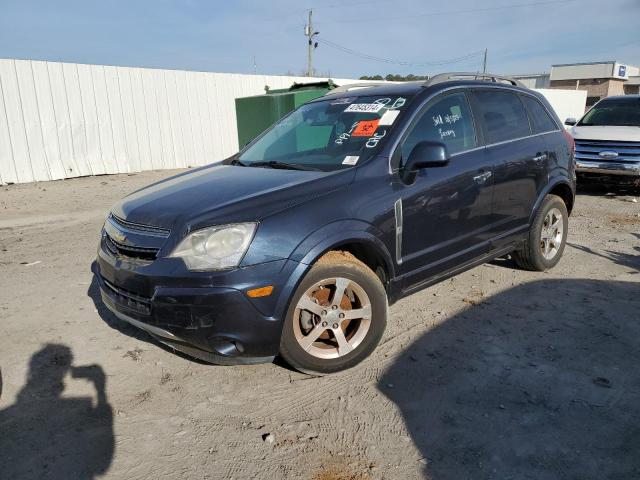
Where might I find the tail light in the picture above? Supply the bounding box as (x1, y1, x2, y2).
(563, 129, 575, 155)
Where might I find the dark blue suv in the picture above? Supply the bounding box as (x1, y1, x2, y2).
(95, 73, 575, 374)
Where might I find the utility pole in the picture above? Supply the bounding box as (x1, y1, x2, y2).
(305, 10, 319, 77)
(482, 48, 488, 74)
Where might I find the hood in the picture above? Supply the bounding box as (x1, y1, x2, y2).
(570, 125, 640, 142)
(112, 164, 355, 230)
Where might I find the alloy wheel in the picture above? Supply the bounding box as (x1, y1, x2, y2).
(540, 207, 564, 260)
(293, 277, 372, 359)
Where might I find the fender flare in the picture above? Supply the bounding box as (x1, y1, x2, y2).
(272, 220, 394, 325)
(529, 176, 575, 225)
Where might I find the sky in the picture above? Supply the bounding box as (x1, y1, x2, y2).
(0, 0, 638, 78)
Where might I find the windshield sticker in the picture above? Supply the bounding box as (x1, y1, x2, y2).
(373, 98, 392, 106)
(352, 119, 380, 137)
(365, 130, 387, 148)
(342, 155, 359, 165)
(344, 103, 385, 113)
(389, 97, 406, 109)
(378, 110, 400, 126)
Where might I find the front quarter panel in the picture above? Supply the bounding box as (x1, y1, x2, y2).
(241, 158, 397, 323)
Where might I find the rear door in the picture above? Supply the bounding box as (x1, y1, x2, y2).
(520, 93, 566, 181)
(471, 89, 548, 247)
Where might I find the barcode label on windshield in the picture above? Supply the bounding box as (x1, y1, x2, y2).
(344, 103, 385, 113)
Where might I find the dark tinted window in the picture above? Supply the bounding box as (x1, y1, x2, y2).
(578, 97, 640, 127)
(474, 90, 531, 144)
(522, 96, 557, 133)
(401, 92, 476, 161)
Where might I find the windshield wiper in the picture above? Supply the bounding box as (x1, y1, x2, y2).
(229, 158, 248, 167)
(247, 161, 320, 171)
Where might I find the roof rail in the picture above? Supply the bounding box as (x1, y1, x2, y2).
(323, 82, 383, 96)
(424, 72, 526, 88)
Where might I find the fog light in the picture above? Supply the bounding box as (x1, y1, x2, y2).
(247, 285, 274, 298)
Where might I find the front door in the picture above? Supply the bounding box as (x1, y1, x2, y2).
(394, 90, 494, 290)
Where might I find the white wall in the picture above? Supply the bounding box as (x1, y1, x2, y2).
(0, 58, 365, 184)
(536, 88, 587, 123)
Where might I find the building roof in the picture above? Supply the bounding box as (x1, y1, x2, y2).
(551, 61, 617, 67)
(550, 61, 639, 81)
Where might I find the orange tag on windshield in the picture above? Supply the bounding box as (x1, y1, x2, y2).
(352, 119, 379, 137)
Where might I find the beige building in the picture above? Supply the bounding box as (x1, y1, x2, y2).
(549, 61, 640, 108)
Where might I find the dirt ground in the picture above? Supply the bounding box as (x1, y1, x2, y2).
(1, 170, 639, 480)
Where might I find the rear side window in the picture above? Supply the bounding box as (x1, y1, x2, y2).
(401, 91, 476, 160)
(474, 90, 531, 144)
(521, 96, 557, 133)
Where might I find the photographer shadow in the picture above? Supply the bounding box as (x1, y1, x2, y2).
(0, 344, 114, 479)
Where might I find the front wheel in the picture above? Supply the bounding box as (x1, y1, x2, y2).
(279, 251, 387, 375)
(513, 194, 569, 271)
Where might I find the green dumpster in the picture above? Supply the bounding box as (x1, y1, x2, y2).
(235, 80, 336, 148)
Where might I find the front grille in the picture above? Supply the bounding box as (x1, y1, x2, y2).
(102, 277, 151, 315)
(103, 232, 159, 261)
(575, 139, 640, 163)
(102, 213, 170, 261)
(109, 213, 170, 236)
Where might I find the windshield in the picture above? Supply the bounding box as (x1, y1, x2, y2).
(578, 97, 640, 127)
(237, 94, 412, 171)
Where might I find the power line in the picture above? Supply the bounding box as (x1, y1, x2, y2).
(317, 0, 582, 24)
(316, 37, 484, 68)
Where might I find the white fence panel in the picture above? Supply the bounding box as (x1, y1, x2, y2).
(0, 60, 34, 183)
(14, 60, 51, 182)
(0, 74, 17, 185)
(76, 63, 105, 175)
(129, 68, 153, 173)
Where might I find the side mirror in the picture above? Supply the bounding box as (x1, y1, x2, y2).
(402, 141, 450, 183)
(564, 117, 577, 126)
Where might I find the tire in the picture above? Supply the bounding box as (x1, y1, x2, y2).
(279, 251, 387, 375)
(513, 194, 568, 271)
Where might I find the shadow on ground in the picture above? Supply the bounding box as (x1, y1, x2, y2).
(381, 279, 640, 480)
(568, 233, 640, 273)
(0, 344, 114, 479)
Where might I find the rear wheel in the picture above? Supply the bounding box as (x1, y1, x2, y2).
(513, 194, 568, 271)
(279, 251, 387, 374)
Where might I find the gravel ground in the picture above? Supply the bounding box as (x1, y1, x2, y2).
(0, 170, 639, 480)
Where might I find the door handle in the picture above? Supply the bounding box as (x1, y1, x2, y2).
(473, 171, 492, 184)
(532, 153, 548, 163)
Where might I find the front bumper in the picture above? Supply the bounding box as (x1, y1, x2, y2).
(576, 160, 640, 177)
(100, 290, 273, 364)
(94, 243, 300, 364)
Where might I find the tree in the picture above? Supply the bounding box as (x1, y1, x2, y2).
(359, 74, 428, 82)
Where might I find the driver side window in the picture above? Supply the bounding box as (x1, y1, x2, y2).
(401, 92, 476, 164)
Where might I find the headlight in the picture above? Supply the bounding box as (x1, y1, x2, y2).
(170, 223, 257, 271)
